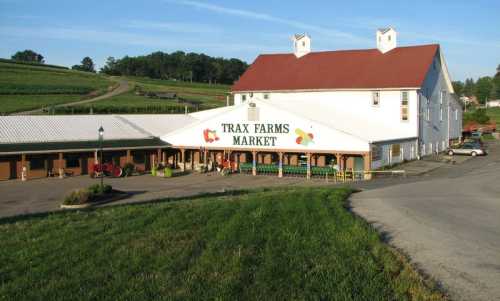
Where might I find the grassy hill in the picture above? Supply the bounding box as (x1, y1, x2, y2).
(0, 187, 443, 300)
(486, 107, 500, 126)
(54, 76, 230, 114)
(0, 62, 114, 114)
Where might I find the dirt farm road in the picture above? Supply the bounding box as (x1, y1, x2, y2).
(351, 141, 500, 301)
(13, 78, 130, 115)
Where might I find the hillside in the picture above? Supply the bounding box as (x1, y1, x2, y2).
(54, 76, 230, 114)
(0, 61, 114, 114)
(0, 187, 443, 300)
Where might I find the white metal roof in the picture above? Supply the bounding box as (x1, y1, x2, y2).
(119, 114, 197, 137)
(0, 114, 196, 144)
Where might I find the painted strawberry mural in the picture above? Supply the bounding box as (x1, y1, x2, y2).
(295, 128, 314, 146)
(203, 128, 219, 143)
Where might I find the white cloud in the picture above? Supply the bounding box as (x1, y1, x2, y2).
(166, 0, 370, 44)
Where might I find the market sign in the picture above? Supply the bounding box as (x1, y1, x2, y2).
(203, 123, 314, 147)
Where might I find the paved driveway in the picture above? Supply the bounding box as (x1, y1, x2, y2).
(351, 141, 500, 301)
(0, 173, 331, 218)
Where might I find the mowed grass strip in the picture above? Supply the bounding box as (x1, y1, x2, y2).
(0, 188, 443, 300)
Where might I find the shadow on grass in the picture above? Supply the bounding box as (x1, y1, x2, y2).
(0, 186, 353, 225)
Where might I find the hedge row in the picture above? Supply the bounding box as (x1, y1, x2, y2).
(0, 84, 94, 95)
(0, 58, 69, 70)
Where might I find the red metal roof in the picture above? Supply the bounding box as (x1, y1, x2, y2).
(231, 44, 439, 92)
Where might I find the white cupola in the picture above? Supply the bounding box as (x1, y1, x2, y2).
(376, 28, 397, 54)
(292, 34, 311, 58)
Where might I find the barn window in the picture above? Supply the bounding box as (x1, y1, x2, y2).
(401, 91, 409, 121)
(371, 145, 382, 161)
(372, 91, 380, 106)
(440, 91, 445, 122)
(66, 156, 80, 168)
(391, 144, 401, 157)
(426, 99, 431, 121)
(29, 158, 45, 170)
(241, 95, 247, 102)
(455, 108, 458, 120)
(133, 153, 145, 164)
(263, 93, 269, 100)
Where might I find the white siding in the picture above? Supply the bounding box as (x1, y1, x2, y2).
(371, 139, 417, 169)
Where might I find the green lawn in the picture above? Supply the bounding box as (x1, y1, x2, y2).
(0, 62, 113, 114)
(0, 187, 442, 300)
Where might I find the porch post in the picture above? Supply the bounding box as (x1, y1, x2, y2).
(190, 150, 194, 170)
(278, 152, 283, 178)
(94, 150, 99, 164)
(180, 148, 186, 171)
(126, 149, 132, 163)
(363, 153, 372, 180)
(58, 152, 64, 179)
(21, 153, 27, 181)
(252, 150, 257, 176)
(306, 152, 311, 180)
(204, 149, 208, 166)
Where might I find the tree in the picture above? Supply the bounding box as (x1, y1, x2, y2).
(492, 74, 500, 99)
(99, 57, 120, 75)
(474, 77, 493, 104)
(452, 81, 464, 96)
(72, 57, 95, 73)
(11, 50, 44, 63)
(463, 78, 475, 97)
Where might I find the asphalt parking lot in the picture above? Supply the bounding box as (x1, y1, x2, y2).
(351, 140, 500, 301)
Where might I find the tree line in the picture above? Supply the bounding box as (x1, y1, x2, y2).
(8, 49, 248, 85)
(452, 64, 500, 104)
(100, 51, 248, 84)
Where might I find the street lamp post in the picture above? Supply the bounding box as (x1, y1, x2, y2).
(98, 126, 104, 190)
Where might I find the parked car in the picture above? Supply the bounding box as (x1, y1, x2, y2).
(447, 142, 487, 156)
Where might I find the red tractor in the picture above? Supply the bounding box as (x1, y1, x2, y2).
(91, 162, 123, 178)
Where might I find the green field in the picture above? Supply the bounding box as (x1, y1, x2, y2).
(0, 62, 113, 114)
(486, 107, 500, 126)
(0, 188, 442, 300)
(54, 76, 230, 114)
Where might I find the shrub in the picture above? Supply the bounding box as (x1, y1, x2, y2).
(123, 163, 135, 177)
(63, 189, 90, 205)
(88, 184, 113, 195)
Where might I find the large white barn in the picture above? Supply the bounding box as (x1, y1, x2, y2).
(165, 28, 463, 170)
(0, 28, 462, 181)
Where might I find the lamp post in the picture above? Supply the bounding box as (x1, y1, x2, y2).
(98, 126, 104, 190)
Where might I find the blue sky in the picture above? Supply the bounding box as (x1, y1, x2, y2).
(1, 0, 499, 81)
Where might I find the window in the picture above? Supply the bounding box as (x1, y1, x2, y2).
(263, 93, 269, 100)
(401, 91, 409, 121)
(371, 145, 382, 161)
(66, 156, 80, 168)
(241, 94, 247, 102)
(388, 35, 391, 41)
(133, 153, 145, 164)
(391, 144, 401, 157)
(455, 109, 458, 121)
(29, 158, 45, 170)
(440, 91, 445, 122)
(372, 91, 380, 106)
(302, 41, 306, 47)
(426, 99, 431, 121)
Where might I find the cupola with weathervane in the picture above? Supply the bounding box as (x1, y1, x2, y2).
(292, 34, 311, 58)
